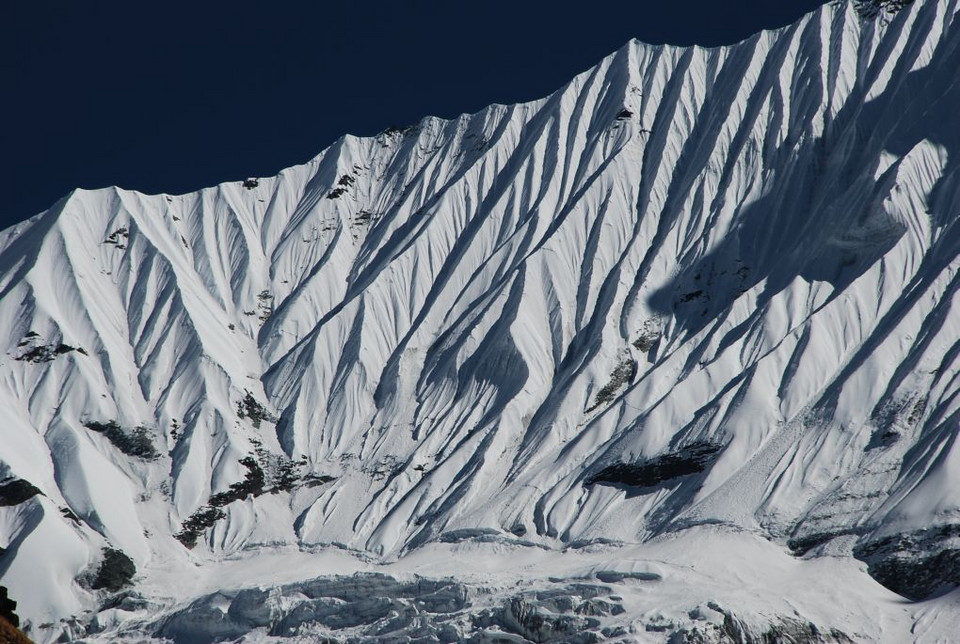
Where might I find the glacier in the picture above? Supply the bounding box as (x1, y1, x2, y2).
(2, 0, 960, 641)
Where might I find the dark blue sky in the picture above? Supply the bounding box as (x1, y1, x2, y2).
(3, 0, 825, 226)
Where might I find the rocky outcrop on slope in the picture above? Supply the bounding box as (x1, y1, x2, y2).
(853, 526, 960, 600)
(0, 481, 41, 507)
(586, 443, 723, 490)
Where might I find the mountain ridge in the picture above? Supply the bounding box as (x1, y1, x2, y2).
(2, 0, 960, 641)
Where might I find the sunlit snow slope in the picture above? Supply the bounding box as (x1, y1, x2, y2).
(3, 0, 960, 641)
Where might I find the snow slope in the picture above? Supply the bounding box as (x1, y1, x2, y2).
(3, 0, 960, 640)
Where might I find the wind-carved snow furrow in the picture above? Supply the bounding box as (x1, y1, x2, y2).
(614, 48, 706, 345)
(356, 103, 579, 424)
(265, 111, 522, 404)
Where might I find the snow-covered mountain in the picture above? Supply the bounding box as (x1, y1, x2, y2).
(3, 0, 960, 641)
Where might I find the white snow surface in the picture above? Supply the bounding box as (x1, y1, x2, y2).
(2, 0, 960, 641)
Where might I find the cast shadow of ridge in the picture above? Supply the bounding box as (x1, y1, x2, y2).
(640, 2, 960, 599)
(646, 2, 960, 349)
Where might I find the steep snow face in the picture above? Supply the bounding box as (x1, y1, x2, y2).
(3, 0, 960, 640)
